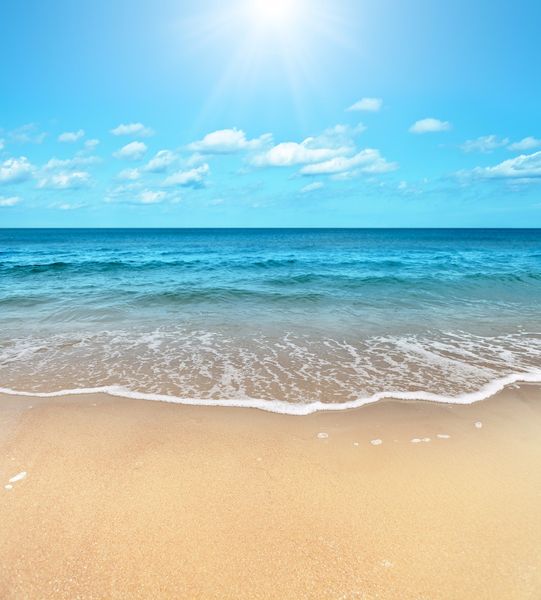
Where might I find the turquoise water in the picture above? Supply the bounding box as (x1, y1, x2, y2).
(1, 229, 540, 411)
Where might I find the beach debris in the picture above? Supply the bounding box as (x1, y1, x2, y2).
(9, 471, 27, 484)
(317, 432, 329, 439)
(4, 484, 13, 491)
(436, 434, 451, 439)
(370, 439, 383, 446)
(474, 421, 483, 429)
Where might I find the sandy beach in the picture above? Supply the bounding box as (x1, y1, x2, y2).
(1, 386, 541, 599)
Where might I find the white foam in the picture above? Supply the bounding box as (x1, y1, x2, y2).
(0, 369, 540, 416)
(9, 471, 26, 483)
(370, 439, 383, 446)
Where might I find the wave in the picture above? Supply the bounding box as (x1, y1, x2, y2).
(1, 370, 541, 416)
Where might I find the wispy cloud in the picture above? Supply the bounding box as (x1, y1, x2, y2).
(9, 124, 47, 144)
(138, 189, 167, 204)
(110, 123, 154, 137)
(58, 129, 85, 143)
(461, 135, 509, 153)
(300, 181, 324, 193)
(300, 149, 398, 176)
(189, 128, 272, 154)
(0, 195, 20, 206)
(409, 118, 451, 134)
(117, 168, 142, 181)
(37, 171, 91, 189)
(465, 150, 541, 179)
(144, 150, 178, 173)
(163, 164, 210, 187)
(43, 155, 100, 171)
(84, 139, 100, 150)
(347, 98, 383, 112)
(0, 157, 34, 184)
(508, 136, 541, 152)
(113, 141, 148, 161)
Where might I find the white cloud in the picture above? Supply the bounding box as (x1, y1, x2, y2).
(508, 137, 541, 152)
(0, 195, 20, 207)
(37, 171, 90, 189)
(0, 157, 33, 184)
(113, 141, 148, 161)
(43, 155, 100, 170)
(144, 150, 178, 173)
(189, 128, 272, 154)
(84, 138, 100, 150)
(409, 118, 451, 134)
(347, 97, 383, 112)
(0, 139, 4, 151)
(138, 189, 167, 204)
(468, 150, 541, 179)
(110, 123, 154, 137)
(301, 181, 324, 193)
(461, 135, 509, 153)
(253, 139, 350, 168)
(10, 124, 46, 144)
(58, 129, 85, 143)
(117, 168, 141, 180)
(300, 148, 398, 176)
(49, 201, 86, 210)
(163, 164, 210, 187)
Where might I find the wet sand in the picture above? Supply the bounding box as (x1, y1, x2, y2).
(1, 385, 541, 599)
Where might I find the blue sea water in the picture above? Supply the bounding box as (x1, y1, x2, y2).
(1, 228, 540, 411)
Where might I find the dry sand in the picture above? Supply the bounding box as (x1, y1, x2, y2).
(1, 385, 541, 599)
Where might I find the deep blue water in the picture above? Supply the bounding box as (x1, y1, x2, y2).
(1, 228, 540, 407)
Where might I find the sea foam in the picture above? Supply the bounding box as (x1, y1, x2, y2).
(1, 370, 540, 416)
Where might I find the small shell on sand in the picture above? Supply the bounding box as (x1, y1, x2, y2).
(317, 432, 329, 439)
(421, 437, 431, 443)
(474, 421, 483, 429)
(9, 471, 27, 484)
(370, 439, 383, 446)
(436, 434, 451, 439)
(4, 484, 13, 491)
(410, 438, 421, 443)
(353, 442, 359, 447)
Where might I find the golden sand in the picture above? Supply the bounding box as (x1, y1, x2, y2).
(1, 386, 541, 599)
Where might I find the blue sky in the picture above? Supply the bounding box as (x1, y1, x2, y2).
(1, 0, 541, 227)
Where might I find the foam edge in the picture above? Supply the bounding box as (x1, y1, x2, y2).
(1, 370, 541, 416)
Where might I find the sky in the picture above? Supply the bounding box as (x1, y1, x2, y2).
(1, 0, 541, 227)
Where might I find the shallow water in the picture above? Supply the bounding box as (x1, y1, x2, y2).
(1, 228, 540, 411)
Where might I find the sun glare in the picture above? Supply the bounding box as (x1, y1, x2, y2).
(247, 0, 301, 29)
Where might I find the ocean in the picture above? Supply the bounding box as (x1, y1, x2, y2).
(1, 228, 540, 413)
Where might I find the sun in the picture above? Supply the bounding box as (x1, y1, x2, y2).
(246, 0, 302, 30)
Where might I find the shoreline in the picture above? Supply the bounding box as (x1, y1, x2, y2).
(1, 384, 541, 598)
(1, 369, 541, 415)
